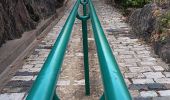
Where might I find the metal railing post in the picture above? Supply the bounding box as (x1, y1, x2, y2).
(82, 0, 90, 96)
(77, 0, 90, 95)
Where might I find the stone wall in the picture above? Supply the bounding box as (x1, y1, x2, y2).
(128, 4, 158, 41)
(0, 0, 64, 46)
(128, 3, 170, 63)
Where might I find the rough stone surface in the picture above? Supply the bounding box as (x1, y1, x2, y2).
(163, 72, 170, 77)
(152, 66, 164, 71)
(132, 79, 155, 84)
(143, 72, 165, 79)
(128, 3, 170, 63)
(128, 3, 157, 41)
(0, 0, 64, 46)
(0, 93, 25, 100)
(154, 78, 170, 84)
(158, 90, 170, 96)
(140, 91, 158, 97)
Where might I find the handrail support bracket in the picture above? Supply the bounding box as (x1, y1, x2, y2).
(76, 0, 91, 96)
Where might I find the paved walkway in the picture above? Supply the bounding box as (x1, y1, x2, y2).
(0, 0, 170, 100)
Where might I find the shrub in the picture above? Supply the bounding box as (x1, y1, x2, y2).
(152, 11, 170, 44)
(122, 0, 151, 8)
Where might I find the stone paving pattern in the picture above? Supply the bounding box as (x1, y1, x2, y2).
(95, 0, 170, 100)
(0, 0, 170, 100)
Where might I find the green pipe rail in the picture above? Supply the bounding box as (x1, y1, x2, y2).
(88, 0, 131, 100)
(26, 0, 132, 100)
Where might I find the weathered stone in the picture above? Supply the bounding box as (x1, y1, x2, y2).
(75, 53, 83, 57)
(129, 67, 152, 73)
(152, 96, 170, 100)
(88, 38, 94, 41)
(140, 62, 156, 66)
(11, 76, 34, 81)
(124, 73, 145, 78)
(132, 47, 145, 51)
(160, 42, 170, 63)
(125, 79, 131, 86)
(142, 58, 156, 61)
(129, 84, 148, 90)
(129, 90, 140, 97)
(0, 0, 36, 46)
(57, 80, 70, 86)
(125, 63, 138, 67)
(73, 80, 85, 85)
(6, 80, 33, 87)
(143, 72, 165, 79)
(152, 66, 164, 71)
(0, 93, 25, 100)
(135, 54, 150, 58)
(124, 58, 141, 63)
(132, 79, 155, 84)
(128, 3, 157, 41)
(0, 0, 64, 46)
(158, 90, 170, 96)
(1, 87, 23, 93)
(119, 51, 135, 55)
(128, 2, 170, 63)
(118, 55, 133, 59)
(134, 97, 152, 100)
(14, 71, 37, 76)
(19, 67, 41, 72)
(147, 83, 167, 90)
(164, 84, 170, 90)
(154, 78, 170, 84)
(136, 51, 150, 55)
(163, 72, 170, 77)
(27, 60, 45, 65)
(140, 91, 158, 97)
(34, 64, 43, 68)
(22, 64, 34, 69)
(113, 49, 127, 52)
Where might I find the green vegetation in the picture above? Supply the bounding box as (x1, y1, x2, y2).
(119, 0, 151, 16)
(159, 11, 170, 43)
(122, 0, 151, 8)
(152, 11, 170, 44)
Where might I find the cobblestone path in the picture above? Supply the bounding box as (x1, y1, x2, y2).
(95, 0, 170, 100)
(0, 0, 170, 100)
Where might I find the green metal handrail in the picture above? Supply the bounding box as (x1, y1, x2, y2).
(26, 0, 81, 99)
(88, 0, 132, 100)
(26, 0, 131, 100)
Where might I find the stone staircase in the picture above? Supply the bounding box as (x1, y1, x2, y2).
(0, 0, 170, 100)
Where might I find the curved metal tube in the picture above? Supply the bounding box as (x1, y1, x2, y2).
(26, 0, 132, 99)
(88, 0, 132, 100)
(76, 12, 90, 20)
(26, 0, 81, 100)
(80, 0, 89, 5)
